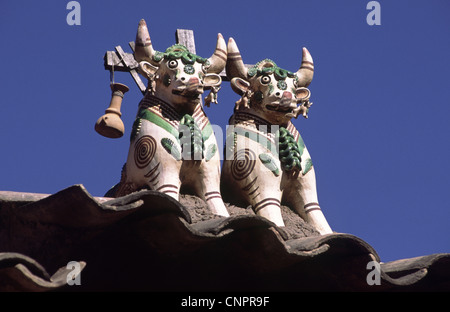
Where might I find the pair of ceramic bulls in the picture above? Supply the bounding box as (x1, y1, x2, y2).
(101, 19, 332, 235)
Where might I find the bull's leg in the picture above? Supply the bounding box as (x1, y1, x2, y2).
(202, 189, 229, 217)
(182, 147, 229, 217)
(182, 170, 229, 216)
(125, 119, 183, 200)
(222, 145, 284, 226)
(253, 197, 284, 226)
(249, 169, 283, 226)
(283, 154, 333, 235)
(201, 142, 229, 217)
(299, 157, 333, 235)
(153, 181, 181, 200)
(200, 165, 229, 217)
(114, 160, 182, 201)
(142, 144, 182, 201)
(304, 203, 332, 235)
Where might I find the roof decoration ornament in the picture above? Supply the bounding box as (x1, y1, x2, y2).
(222, 37, 332, 234)
(96, 19, 229, 218)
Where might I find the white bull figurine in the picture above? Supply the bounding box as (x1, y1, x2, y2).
(108, 19, 229, 217)
(221, 38, 332, 234)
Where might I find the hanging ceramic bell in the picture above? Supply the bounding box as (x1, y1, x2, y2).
(95, 83, 129, 138)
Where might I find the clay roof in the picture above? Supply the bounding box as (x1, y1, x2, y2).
(0, 184, 449, 292)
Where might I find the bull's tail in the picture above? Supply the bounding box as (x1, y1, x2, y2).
(104, 182, 122, 198)
(104, 163, 142, 198)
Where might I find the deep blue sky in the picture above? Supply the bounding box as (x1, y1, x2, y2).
(1, 0, 449, 263)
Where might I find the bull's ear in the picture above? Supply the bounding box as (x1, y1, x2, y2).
(138, 61, 158, 79)
(295, 87, 311, 101)
(231, 77, 250, 96)
(203, 73, 222, 89)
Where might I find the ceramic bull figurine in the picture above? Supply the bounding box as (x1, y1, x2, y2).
(221, 38, 332, 234)
(108, 19, 229, 217)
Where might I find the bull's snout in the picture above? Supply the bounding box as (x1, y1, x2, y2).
(265, 90, 298, 116)
(279, 91, 294, 107)
(178, 76, 203, 97)
(186, 77, 202, 94)
(173, 76, 204, 98)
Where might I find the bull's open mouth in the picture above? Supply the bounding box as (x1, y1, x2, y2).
(172, 87, 203, 99)
(265, 104, 295, 113)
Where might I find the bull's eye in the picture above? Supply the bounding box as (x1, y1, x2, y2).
(277, 80, 287, 90)
(168, 60, 178, 69)
(184, 64, 195, 75)
(261, 75, 271, 85)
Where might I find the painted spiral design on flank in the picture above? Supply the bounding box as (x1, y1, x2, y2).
(134, 135, 156, 169)
(231, 149, 256, 181)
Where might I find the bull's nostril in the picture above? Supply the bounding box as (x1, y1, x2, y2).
(276, 92, 280, 96)
(181, 77, 186, 81)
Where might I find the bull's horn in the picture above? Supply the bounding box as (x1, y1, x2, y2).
(134, 19, 156, 64)
(206, 33, 227, 74)
(296, 47, 314, 87)
(226, 37, 248, 80)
